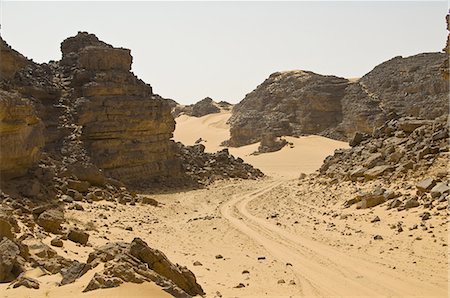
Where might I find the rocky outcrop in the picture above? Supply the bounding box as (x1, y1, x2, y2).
(228, 53, 448, 146)
(255, 133, 288, 154)
(177, 143, 264, 185)
(172, 97, 222, 118)
(442, 13, 449, 80)
(228, 71, 349, 146)
(0, 238, 22, 282)
(320, 115, 449, 183)
(0, 91, 44, 180)
(84, 238, 205, 297)
(57, 32, 181, 186)
(335, 53, 449, 139)
(0, 38, 30, 80)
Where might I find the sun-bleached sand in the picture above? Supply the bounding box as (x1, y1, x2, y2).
(174, 111, 349, 178)
(2, 112, 447, 298)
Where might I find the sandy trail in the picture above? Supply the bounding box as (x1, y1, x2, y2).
(221, 179, 447, 297)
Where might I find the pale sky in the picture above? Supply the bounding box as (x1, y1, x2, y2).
(0, 1, 447, 104)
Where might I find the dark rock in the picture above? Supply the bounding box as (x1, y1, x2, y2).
(37, 209, 64, 233)
(0, 238, 21, 282)
(11, 274, 40, 289)
(416, 178, 436, 192)
(68, 228, 89, 245)
(50, 237, 63, 248)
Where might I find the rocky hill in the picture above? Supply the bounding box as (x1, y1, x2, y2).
(227, 53, 448, 146)
(172, 97, 231, 118)
(228, 71, 349, 146)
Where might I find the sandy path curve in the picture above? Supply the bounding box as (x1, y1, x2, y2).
(220, 179, 447, 297)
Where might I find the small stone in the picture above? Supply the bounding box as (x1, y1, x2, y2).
(370, 216, 380, 223)
(234, 283, 245, 288)
(374, 235, 383, 240)
(193, 261, 203, 266)
(50, 237, 63, 247)
(215, 254, 223, 259)
(421, 212, 431, 221)
(277, 279, 285, 284)
(257, 256, 266, 260)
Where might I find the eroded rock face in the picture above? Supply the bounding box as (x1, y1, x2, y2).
(336, 53, 448, 139)
(172, 97, 222, 118)
(0, 38, 30, 80)
(59, 32, 181, 186)
(228, 53, 448, 145)
(442, 14, 449, 80)
(0, 91, 44, 179)
(228, 71, 349, 146)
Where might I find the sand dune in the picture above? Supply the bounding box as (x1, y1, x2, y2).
(174, 112, 349, 178)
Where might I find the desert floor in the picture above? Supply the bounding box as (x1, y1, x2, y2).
(1, 112, 448, 297)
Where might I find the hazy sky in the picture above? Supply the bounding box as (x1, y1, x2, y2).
(0, 1, 447, 104)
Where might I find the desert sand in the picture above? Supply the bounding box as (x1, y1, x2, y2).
(1, 111, 448, 297)
(174, 111, 349, 178)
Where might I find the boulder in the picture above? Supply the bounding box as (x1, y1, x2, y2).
(364, 165, 393, 180)
(37, 209, 64, 233)
(430, 183, 449, 198)
(11, 274, 40, 289)
(416, 178, 436, 192)
(67, 179, 90, 193)
(0, 238, 21, 282)
(359, 193, 386, 209)
(130, 237, 204, 296)
(60, 261, 91, 285)
(68, 228, 89, 245)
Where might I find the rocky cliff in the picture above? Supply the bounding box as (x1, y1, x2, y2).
(228, 53, 448, 146)
(442, 13, 449, 80)
(57, 32, 181, 186)
(228, 71, 349, 146)
(0, 91, 44, 179)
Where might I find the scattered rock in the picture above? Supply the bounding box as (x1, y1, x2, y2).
(68, 228, 89, 245)
(50, 237, 63, 248)
(37, 209, 64, 233)
(11, 274, 40, 289)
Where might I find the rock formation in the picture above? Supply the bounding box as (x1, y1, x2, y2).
(0, 32, 264, 296)
(335, 53, 449, 139)
(177, 142, 264, 185)
(319, 115, 448, 210)
(227, 71, 349, 146)
(58, 32, 181, 186)
(254, 133, 288, 154)
(172, 97, 223, 118)
(320, 115, 448, 182)
(0, 91, 44, 179)
(442, 13, 449, 80)
(228, 53, 448, 146)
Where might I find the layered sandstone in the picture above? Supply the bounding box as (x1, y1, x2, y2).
(0, 91, 44, 179)
(228, 71, 349, 146)
(59, 32, 181, 185)
(0, 38, 30, 80)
